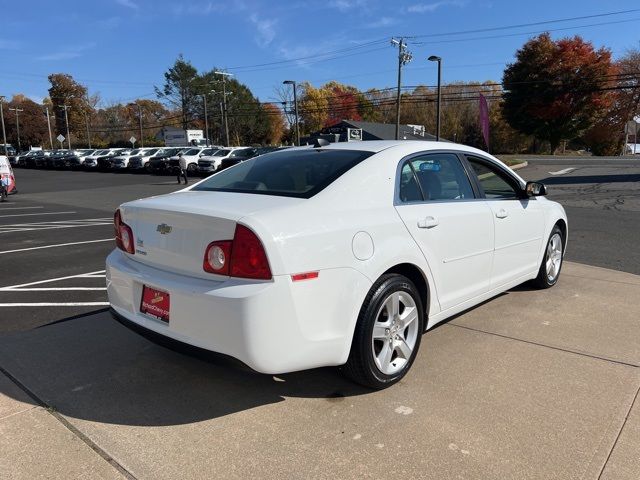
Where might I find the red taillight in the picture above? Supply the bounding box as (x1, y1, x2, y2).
(203, 224, 272, 280)
(114, 209, 135, 254)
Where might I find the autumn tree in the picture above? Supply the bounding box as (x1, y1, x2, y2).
(322, 82, 361, 126)
(503, 33, 615, 153)
(47, 73, 93, 146)
(263, 103, 285, 144)
(4, 95, 48, 150)
(299, 82, 329, 133)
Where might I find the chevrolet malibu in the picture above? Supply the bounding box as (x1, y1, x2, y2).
(107, 141, 567, 389)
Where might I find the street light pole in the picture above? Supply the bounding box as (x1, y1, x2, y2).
(200, 94, 210, 147)
(0, 96, 7, 155)
(391, 38, 412, 140)
(283, 80, 300, 146)
(214, 71, 233, 147)
(45, 107, 54, 149)
(62, 105, 71, 149)
(9, 107, 23, 152)
(428, 55, 442, 141)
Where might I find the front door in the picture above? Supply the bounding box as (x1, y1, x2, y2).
(465, 156, 545, 288)
(394, 152, 495, 312)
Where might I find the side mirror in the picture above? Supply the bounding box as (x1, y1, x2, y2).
(525, 181, 547, 197)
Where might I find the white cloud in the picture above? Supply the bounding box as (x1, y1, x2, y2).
(172, 1, 224, 15)
(328, 0, 368, 12)
(36, 43, 96, 61)
(365, 16, 398, 28)
(115, 0, 139, 9)
(249, 14, 277, 48)
(407, 0, 466, 13)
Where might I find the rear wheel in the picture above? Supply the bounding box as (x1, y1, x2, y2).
(187, 163, 198, 174)
(531, 225, 564, 289)
(343, 274, 424, 389)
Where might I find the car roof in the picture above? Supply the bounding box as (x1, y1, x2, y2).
(317, 140, 489, 156)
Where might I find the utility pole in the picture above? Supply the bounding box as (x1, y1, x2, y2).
(136, 103, 144, 148)
(61, 105, 71, 149)
(84, 113, 91, 149)
(391, 38, 412, 140)
(0, 96, 7, 155)
(214, 71, 233, 147)
(45, 107, 53, 149)
(428, 55, 442, 141)
(9, 107, 23, 152)
(283, 80, 300, 146)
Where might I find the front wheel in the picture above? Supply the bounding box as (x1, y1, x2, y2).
(531, 225, 564, 289)
(343, 274, 424, 389)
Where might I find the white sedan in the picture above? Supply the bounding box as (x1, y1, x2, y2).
(107, 140, 567, 389)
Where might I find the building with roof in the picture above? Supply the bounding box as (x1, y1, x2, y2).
(303, 120, 437, 144)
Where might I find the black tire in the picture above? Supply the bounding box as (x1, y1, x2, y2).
(342, 274, 424, 389)
(187, 163, 198, 174)
(531, 225, 564, 289)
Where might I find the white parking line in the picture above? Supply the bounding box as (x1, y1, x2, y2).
(0, 218, 112, 234)
(1, 270, 106, 290)
(0, 302, 109, 307)
(0, 211, 76, 218)
(0, 206, 44, 210)
(0, 238, 113, 255)
(0, 287, 107, 291)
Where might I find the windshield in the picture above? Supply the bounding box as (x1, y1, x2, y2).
(145, 149, 159, 156)
(95, 150, 109, 155)
(129, 149, 141, 155)
(192, 149, 373, 198)
(184, 148, 200, 156)
(214, 149, 231, 156)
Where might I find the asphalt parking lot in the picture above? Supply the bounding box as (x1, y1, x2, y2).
(0, 158, 639, 479)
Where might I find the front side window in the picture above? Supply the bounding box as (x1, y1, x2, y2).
(466, 157, 520, 199)
(193, 149, 373, 198)
(398, 153, 475, 202)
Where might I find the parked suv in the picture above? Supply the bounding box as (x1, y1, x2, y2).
(167, 147, 219, 174)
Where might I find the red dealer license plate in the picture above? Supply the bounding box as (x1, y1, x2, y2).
(140, 285, 170, 322)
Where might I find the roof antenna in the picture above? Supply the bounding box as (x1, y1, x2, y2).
(312, 138, 329, 148)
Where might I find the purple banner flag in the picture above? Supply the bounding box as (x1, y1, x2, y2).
(479, 93, 490, 151)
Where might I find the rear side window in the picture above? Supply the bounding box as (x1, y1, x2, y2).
(192, 149, 373, 198)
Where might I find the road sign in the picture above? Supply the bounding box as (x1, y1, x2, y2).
(129, 136, 136, 144)
(56, 134, 65, 143)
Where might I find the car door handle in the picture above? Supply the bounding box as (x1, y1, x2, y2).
(496, 209, 508, 219)
(417, 216, 439, 229)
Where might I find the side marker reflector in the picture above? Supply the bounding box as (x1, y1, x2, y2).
(291, 272, 319, 282)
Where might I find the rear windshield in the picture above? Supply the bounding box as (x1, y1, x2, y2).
(192, 148, 373, 198)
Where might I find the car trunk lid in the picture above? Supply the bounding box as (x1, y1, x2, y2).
(119, 191, 301, 279)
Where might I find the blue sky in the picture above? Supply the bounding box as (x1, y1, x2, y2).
(1, 0, 639, 106)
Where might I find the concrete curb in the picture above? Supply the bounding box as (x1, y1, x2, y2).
(509, 160, 528, 171)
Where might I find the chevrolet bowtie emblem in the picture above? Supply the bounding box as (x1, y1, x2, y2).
(157, 224, 172, 235)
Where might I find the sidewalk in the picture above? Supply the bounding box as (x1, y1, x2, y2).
(0, 262, 638, 479)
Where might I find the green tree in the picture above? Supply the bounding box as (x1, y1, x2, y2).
(155, 54, 200, 130)
(503, 33, 615, 153)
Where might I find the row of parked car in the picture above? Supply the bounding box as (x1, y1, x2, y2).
(9, 145, 286, 175)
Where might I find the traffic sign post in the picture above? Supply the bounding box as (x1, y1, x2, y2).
(56, 134, 65, 149)
(129, 136, 136, 148)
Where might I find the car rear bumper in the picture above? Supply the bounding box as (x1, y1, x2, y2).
(106, 250, 371, 374)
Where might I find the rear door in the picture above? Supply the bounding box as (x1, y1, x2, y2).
(464, 155, 545, 288)
(394, 152, 495, 311)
